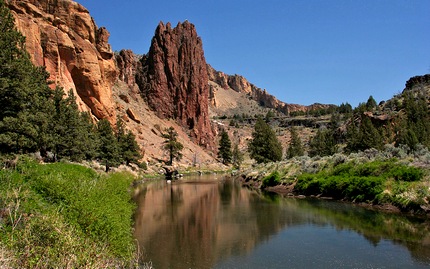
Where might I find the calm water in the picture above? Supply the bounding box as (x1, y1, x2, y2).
(133, 175, 430, 269)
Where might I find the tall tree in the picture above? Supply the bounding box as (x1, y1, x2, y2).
(97, 119, 120, 172)
(115, 116, 141, 165)
(248, 117, 283, 163)
(232, 144, 244, 169)
(162, 127, 183, 165)
(0, 0, 54, 155)
(309, 128, 337, 157)
(218, 129, 232, 164)
(286, 127, 304, 158)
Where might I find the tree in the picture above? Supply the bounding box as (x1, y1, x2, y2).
(366, 95, 377, 110)
(0, 0, 54, 156)
(346, 115, 383, 152)
(115, 116, 141, 165)
(50, 88, 95, 162)
(162, 127, 183, 165)
(97, 119, 120, 172)
(286, 127, 304, 158)
(309, 128, 337, 157)
(248, 117, 282, 163)
(218, 129, 232, 164)
(232, 144, 244, 169)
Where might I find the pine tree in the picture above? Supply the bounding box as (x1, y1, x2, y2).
(286, 127, 304, 158)
(309, 128, 337, 157)
(366, 95, 377, 110)
(232, 144, 244, 169)
(248, 117, 283, 163)
(162, 127, 183, 165)
(97, 119, 120, 172)
(0, 0, 54, 155)
(218, 129, 232, 164)
(115, 116, 141, 165)
(50, 88, 93, 161)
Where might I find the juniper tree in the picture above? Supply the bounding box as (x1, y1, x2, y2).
(218, 129, 232, 164)
(162, 127, 183, 165)
(286, 127, 304, 158)
(248, 117, 282, 163)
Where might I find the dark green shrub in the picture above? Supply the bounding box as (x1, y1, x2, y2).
(390, 166, 424, 182)
(261, 171, 281, 188)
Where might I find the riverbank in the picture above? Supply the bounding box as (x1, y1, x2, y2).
(0, 156, 142, 268)
(236, 146, 430, 216)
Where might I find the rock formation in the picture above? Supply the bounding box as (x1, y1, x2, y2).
(137, 21, 214, 149)
(7, 0, 116, 122)
(207, 65, 332, 114)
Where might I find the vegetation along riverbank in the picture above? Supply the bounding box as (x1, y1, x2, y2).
(237, 145, 430, 215)
(0, 157, 141, 268)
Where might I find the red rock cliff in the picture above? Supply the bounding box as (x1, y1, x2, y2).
(7, 0, 116, 122)
(138, 21, 214, 149)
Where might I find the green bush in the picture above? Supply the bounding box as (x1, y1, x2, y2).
(390, 166, 424, 182)
(294, 159, 422, 203)
(261, 171, 281, 188)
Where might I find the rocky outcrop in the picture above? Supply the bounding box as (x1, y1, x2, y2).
(208, 65, 334, 115)
(137, 21, 214, 149)
(7, 0, 116, 122)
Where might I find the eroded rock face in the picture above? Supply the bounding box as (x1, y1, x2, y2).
(207, 65, 334, 115)
(7, 0, 116, 122)
(138, 21, 214, 149)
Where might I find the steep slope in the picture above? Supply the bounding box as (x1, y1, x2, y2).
(7, 0, 117, 122)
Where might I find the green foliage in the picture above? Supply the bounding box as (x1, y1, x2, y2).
(162, 127, 184, 165)
(295, 160, 424, 203)
(116, 116, 142, 165)
(218, 129, 232, 164)
(262, 171, 281, 188)
(97, 119, 120, 171)
(232, 144, 244, 169)
(390, 166, 424, 182)
(286, 127, 304, 158)
(309, 128, 337, 157)
(0, 157, 137, 267)
(248, 117, 283, 163)
(366, 95, 377, 110)
(395, 91, 430, 150)
(346, 115, 383, 152)
(0, 0, 54, 155)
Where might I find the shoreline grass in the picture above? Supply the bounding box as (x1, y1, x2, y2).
(0, 156, 140, 268)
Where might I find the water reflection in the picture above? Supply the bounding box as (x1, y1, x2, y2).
(134, 176, 430, 269)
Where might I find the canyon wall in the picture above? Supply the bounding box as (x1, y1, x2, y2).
(7, 0, 116, 122)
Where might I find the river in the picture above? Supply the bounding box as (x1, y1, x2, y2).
(133, 175, 430, 269)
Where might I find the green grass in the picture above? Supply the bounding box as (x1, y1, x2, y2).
(0, 157, 138, 268)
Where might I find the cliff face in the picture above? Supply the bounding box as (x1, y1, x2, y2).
(7, 0, 116, 122)
(207, 65, 332, 114)
(137, 21, 214, 149)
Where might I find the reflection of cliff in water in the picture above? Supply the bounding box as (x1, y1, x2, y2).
(133, 176, 430, 268)
(133, 177, 301, 268)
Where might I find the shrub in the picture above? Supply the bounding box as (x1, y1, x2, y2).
(261, 171, 281, 188)
(390, 166, 424, 182)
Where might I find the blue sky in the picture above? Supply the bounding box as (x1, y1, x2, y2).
(77, 0, 430, 107)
